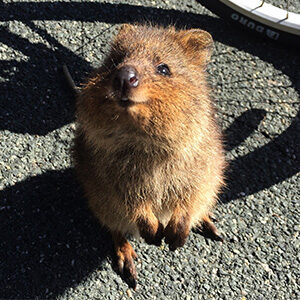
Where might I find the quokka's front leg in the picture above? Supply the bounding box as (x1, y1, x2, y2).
(136, 205, 164, 246)
(164, 205, 191, 251)
(112, 231, 138, 289)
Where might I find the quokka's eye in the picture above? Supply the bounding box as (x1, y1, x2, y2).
(156, 63, 171, 76)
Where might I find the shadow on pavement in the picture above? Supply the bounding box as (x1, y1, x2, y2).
(0, 169, 113, 299)
(0, 1, 299, 298)
(0, 23, 92, 135)
(222, 109, 299, 202)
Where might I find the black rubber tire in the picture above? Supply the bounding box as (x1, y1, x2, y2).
(197, 0, 300, 48)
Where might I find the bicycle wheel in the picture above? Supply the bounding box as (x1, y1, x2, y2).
(197, 0, 300, 47)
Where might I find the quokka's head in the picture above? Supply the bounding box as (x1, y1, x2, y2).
(79, 24, 214, 139)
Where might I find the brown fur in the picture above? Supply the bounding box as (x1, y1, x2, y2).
(73, 24, 226, 287)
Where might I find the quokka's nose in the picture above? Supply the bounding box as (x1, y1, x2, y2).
(114, 66, 139, 101)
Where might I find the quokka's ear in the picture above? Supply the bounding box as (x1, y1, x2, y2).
(116, 24, 136, 38)
(114, 24, 138, 46)
(177, 29, 213, 67)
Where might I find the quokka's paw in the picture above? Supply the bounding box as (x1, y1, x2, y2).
(201, 215, 223, 242)
(139, 221, 164, 246)
(164, 215, 190, 251)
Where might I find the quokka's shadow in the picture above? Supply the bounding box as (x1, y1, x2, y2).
(0, 169, 113, 299)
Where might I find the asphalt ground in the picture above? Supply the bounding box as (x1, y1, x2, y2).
(0, 1, 299, 299)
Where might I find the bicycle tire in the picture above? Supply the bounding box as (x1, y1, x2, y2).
(197, 0, 300, 48)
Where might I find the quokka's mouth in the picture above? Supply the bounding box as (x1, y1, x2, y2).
(118, 97, 135, 108)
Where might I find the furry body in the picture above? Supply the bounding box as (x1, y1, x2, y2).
(73, 24, 226, 287)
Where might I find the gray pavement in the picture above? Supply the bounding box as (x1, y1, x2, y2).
(0, 0, 299, 299)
